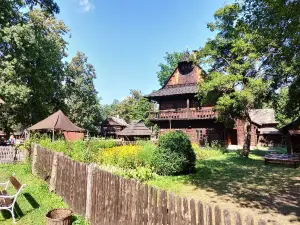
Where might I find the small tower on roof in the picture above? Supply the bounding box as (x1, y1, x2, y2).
(178, 50, 194, 75)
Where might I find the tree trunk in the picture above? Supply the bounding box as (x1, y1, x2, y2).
(242, 119, 251, 158)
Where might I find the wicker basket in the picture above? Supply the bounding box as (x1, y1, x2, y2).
(46, 208, 72, 225)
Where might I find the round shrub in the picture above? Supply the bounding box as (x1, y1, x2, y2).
(154, 131, 196, 175)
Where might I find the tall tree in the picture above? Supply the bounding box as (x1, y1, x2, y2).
(241, 0, 300, 115)
(104, 90, 156, 126)
(0, 7, 68, 133)
(157, 52, 184, 86)
(197, 4, 269, 157)
(65, 52, 103, 134)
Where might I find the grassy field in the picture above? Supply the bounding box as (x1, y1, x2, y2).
(0, 163, 89, 225)
(147, 148, 300, 225)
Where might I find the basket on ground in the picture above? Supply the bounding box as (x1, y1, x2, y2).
(46, 208, 72, 225)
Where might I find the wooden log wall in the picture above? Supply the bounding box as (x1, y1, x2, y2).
(31, 144, 272, 225)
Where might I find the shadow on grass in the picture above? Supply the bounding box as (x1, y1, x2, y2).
(1, 192, 40, 222)
(23, 193, 40, 209)
(183, 152, 300, 222)
(1, 202, 23, 220)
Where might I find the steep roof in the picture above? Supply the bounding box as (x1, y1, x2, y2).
(147, 84, 198, 98)
(28, 110, 85, 132)
(249, 109, 278, 126)
(109, 116, 128, 126)
(117, 120, 152, 136)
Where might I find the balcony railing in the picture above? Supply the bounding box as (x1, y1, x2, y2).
(149, 109, 216, 120)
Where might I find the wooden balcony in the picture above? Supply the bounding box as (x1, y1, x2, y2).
(149, 109, 216, 120)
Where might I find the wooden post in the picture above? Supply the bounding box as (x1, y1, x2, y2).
(52, 129, 55, 142)
(31, 143, 38, 176)
(187, 98, 190, 109)
(86, 163, 97, 220)
(169, 120, 172, 129)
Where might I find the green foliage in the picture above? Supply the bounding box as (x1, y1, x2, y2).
(271, 88, 295, 127)
(33, 137, 117, 163)
(157, 52, 184, 86)
(154, 131, 196, 175)
(65, 52, 104, 134)
(137, 141, 156, 167)
(0, 8, 69, 133)
(103, 90, 156, 126)
(116, 167, 155, 182)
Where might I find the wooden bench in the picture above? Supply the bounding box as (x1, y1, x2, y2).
(0, 175, 26, 223)
(264, 156, 300, 168)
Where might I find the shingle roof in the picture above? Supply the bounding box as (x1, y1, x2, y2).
(117, 120, 152, 136)
(147, 84, 198, 98)
(109, 116, 128, 127)
(258, 127, 281, 134)
(249, 109, 277, 125)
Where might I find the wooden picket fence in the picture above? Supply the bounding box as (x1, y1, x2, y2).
(31, 144, 271, 225)
(0, 146, 24, 163)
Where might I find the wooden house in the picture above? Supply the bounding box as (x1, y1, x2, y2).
(117, 120, 152, 141)
(101, 116, 128, 138)
(280, 117, 300, 154)
(147, 51, 280, 147)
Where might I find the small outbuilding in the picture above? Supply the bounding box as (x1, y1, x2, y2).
(101, 116, 128, 138)
(117, 120, 152, 141)
(280, 117, 300, 154)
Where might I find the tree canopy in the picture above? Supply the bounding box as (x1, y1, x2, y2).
(0, 0, 103, 134)
(157, 52, 184, 86)
(103, 90, 156, 126)
(65, 52, 103, 134)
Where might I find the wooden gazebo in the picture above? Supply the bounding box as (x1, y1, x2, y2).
(28, 110, 85, 141)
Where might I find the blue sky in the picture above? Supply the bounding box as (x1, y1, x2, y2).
(56, 0, 231, 105)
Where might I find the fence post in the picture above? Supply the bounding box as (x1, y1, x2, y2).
(31, 143, 38, 176)
(49, 152, 63, 192)
(85, 163, 97, 220)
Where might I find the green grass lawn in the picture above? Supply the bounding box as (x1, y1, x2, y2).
(147, 148, 300, 224)
(0, 163, 89, 225)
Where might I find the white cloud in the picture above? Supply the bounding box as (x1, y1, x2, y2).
(78, 0, 94, 12)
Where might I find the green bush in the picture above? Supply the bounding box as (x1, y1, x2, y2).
(154, 131, 196, 175)
(137, 141, 156, 167)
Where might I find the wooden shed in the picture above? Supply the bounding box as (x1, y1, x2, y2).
(101, 116, 128, 138)
(280, 117, 300, 154)
(117, 120, 152, 141)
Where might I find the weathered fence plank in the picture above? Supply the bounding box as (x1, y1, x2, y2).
(206, 205, 212, 225)
(224, 209, 231, 225)
(198, 201, 204, 225)
(215, 206, 222, 225)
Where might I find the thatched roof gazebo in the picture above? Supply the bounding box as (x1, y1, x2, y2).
(28, 110, 85, 140)
(117, 120, 152, 141)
